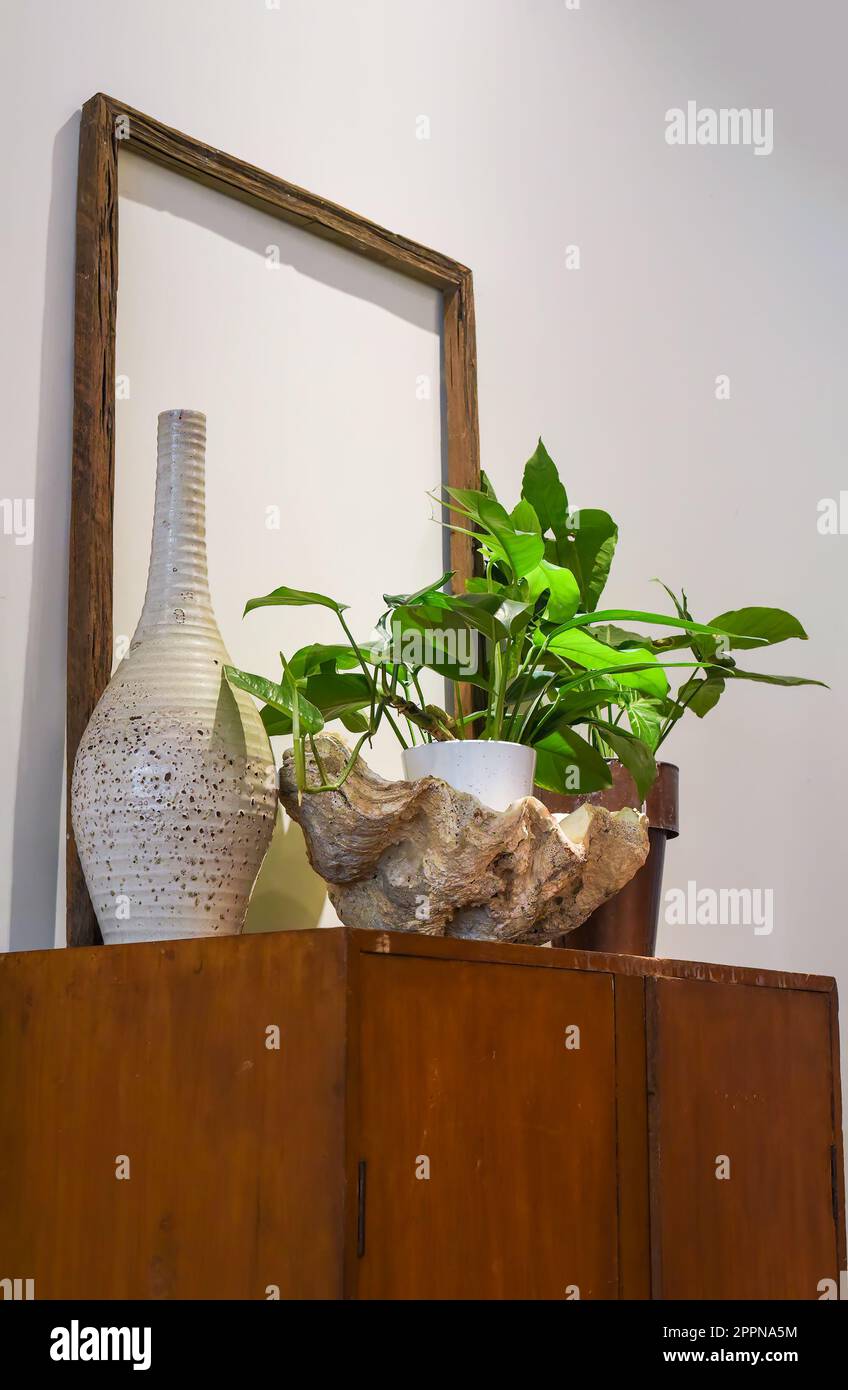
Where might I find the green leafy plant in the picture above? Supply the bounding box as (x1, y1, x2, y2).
(225, 440, 823, 800)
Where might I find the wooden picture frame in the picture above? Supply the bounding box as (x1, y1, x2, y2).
(68, 92, 481, 948)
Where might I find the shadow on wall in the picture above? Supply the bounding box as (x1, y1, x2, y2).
(119, 150, 442, 334)
(119, 147, 451, 570)
(10, 114, 78, 951)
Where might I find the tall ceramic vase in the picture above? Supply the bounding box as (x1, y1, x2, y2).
(71, 409, 277, 945)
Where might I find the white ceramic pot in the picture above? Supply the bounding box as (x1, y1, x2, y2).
(71, 410, 277, 945)
(401, 740, 536, 812)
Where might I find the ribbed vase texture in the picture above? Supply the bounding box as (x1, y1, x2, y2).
(71, 410, 277, 944)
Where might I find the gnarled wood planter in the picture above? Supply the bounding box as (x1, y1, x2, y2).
(280, 734, 650, 944)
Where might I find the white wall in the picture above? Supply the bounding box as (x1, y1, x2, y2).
(1, 0, 845, 1054)
(113, 151, 446, 931)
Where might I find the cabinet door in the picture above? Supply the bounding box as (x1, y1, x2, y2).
(647, 978, 841, 1299)
(353, 953, 619, 1299)
(0, 933, 347, 1299)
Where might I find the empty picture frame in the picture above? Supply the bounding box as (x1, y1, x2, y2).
(69, 92, 480, 949)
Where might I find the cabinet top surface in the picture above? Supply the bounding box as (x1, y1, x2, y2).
(350, 929, 836, 993)
(0, 926, 836, 995)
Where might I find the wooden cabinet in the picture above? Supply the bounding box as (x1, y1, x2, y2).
(647, 977, 841, 1299)
(0, 930, 843, 1300)
(356, 953, 619, 1299)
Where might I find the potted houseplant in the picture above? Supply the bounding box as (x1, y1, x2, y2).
(225, 440, 822, 951)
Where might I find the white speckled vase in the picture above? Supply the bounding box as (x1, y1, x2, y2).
(71, 410, 277, 945)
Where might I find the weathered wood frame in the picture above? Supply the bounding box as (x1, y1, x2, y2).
(68, 93, 481, 948)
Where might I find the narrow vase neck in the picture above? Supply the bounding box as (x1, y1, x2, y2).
(136, 410, 215, 634)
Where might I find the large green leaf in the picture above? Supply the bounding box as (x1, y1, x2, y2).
(383, 573, 454, 609)
(243, 585, 347, 617)
(527, 688, 618, 738)
(625, 697, 666, 750)
(721, 669, 827, 689)
(547, 509, 618, 611)
(443, 487, 545, 578)
(510, 498, 541, 534)
(492, 596, 534, 634)
(532, 726, 613, 796)
(648, 589, 803, 663)
(543, 628, 669, 699)
(405, 644, 491, 691)
(504, 671, 557, 705)
(340, 710, 370, 733)
(388, 606, 491, 688)
(574, 608, 765, 644)
(590, 624, 648, 650)
(587, 720, 657, 802)
(260, 704, 293, 738)
(675, 674, 727, 718)
(224, 665, 324, 734)
(395, 593, 508, 644)
(521, 438, 569, 537)
(434, 590, 527, 636)
(525, 559, 581, 622)
(480, 469, 500, 502)
(287, 643, 361, 679)
(303, 672, 373, 721)
(708, 607, 808, 650)
(485, 528, 546, 581)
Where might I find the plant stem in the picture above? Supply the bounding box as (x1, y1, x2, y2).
(491, 639, 511, 741)
(655, 680, 703, 750)
(381, 704, 410, 750)
(337, 612, 379, 738)
(300, 731, 371, 794)
(383, 691, 458, 741)
(514, 666, 567, 743)
(452, 677, 467, 739)
(411, 673, 431, 742)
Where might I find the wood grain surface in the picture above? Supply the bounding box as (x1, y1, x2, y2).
(647, 976, 842, 1299)
(0, 928, 842, 1300)
(0, 931, 348, 1298)
(613, 974, 652, 1298)
(353, 951, 619, 1299)
(67, 94, 118, 948)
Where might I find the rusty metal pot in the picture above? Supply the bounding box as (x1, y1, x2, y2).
(536, 761, 679, 956)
